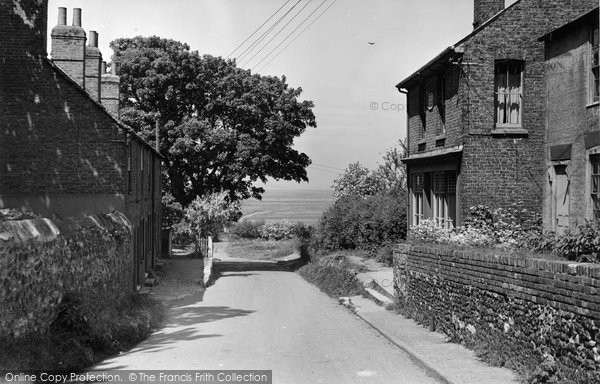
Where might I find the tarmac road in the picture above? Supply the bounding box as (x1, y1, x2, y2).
(96, 269, 439, 384)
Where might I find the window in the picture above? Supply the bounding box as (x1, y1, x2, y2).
(432, 172, 457, 229)
(438, 74, 446, 133)
(591, 154, 600, 221)
(591, 23, 599, 103)
(412, 174, 424, 226)
(495, 60, 523, 126)
(419, 85, 426, 135)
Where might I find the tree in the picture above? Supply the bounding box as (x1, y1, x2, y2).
(332, 162, 386, 199)
(110, 36, 316, 205)
(332, 140, 407, 199)
(177, 192, 242, 254)
(374, 139, 407, 192)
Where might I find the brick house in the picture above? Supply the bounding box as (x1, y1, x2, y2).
(397, 0, 598, 229)
(0, 1, 162, 290)
(539, 8, 600, 233)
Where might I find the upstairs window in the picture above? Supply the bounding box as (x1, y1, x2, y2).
(495, 60, 523, 126)
(591, 23, 599, 104)
(437, 73, 446, 133)
(419, 85, 427, 135)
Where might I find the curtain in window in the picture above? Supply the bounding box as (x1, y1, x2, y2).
(507, 65, 522, 124)
(495, 61, 522, 125)
(495, 68, 507, 124)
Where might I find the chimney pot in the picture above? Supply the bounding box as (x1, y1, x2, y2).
(111, 62, 119, 75)
(58, 7, 67, 25)
(72, 8, 82, 27)
(89, 31, 98, 48)
(102, 61, 107, 74)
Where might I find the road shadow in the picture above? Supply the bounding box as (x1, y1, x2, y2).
(95, 304, 254, 368)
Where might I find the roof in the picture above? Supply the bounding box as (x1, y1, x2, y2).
(396, 0, 523, 91)
(401, 145, 463, 164)
(44, 58, 165, 160)
(538, 7, 599, 42)
(395, 47, 463, 90)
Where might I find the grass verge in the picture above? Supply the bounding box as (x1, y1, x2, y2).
(0, 293, 166, 373)
(226, 239, 298, 261)
(297, 251, 367, 298)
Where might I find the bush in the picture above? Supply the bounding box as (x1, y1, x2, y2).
(260, 219, 296, 241)
(317, 191, 407, 253)
(298, 255, 366, 298)
(0, 293, 165, 372)
(551, 222, 600, 261)
(408, 205, 544, 251)
(229, 219, 264, 239)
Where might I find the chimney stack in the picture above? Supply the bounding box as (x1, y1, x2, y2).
(85, 31, 102, 101)
(473, 0, 505, 29)
(101, 63, 121, 119)
(51, 7, 86, 88)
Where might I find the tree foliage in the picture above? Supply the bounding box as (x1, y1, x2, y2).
(332, 139, 407, 199)
(332, 162, 386, 199)
(177, 192, 242, 243)
(317, 191, 408, 252)
(110, 36, 316, 205)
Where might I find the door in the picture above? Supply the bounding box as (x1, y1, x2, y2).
(554, 165, 570, 234)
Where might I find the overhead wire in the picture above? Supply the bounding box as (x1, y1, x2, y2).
(255, 0, 339, 72)
(226, 0, 295, 59)
(240, 0, 316, 68)
(236, 0, 302, 64)
(251, 0, 328, 70)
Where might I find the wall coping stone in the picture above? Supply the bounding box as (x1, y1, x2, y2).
(396, 242, 600, 279)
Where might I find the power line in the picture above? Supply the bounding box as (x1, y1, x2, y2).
(311, 162, 343, 171)
(227, 0, 294, 59)
(308, 165, 340, 175)
(240, 0, 315, 68)
(251, 0, 328, 70)
(255, 0, 339, 72)
(236, 0, 302, 64)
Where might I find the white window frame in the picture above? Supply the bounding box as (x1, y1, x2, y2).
(495, 60, 524, 128)
(412, 174, 424, 226)
(587, 147, 600, 222)
(432, 172, 456, 229)
(589, 23, 599, 105)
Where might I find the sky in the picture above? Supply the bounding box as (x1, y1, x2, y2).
(46, 0, 480, 191)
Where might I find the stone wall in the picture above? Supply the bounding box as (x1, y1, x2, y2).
(0, 211, 133, 339)
(393, 243, 600, 377)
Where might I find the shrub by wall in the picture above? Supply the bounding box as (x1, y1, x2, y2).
(393, 244, 600, 382)
(318, 191, 407, 252)
(0, 212, 133, 339)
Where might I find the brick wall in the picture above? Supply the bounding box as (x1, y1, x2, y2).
(0, 211, 133, 339)
(0, 59, 127, 197)
(394, 243, 600, 379)
(0, 0, 48, 59)
(473, 0, 505, 29)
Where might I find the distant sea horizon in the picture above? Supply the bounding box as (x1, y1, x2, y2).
(240, 189, 335, 226)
